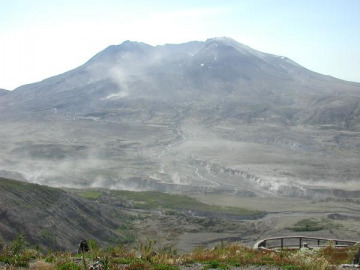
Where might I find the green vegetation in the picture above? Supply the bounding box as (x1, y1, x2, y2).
(110, 190, 263, 217)
(0, 234, 38, 267)
(203, 260, 229, 269)
(0, 177, 61, 194)
(116, 229, 136, 245)
(57, 262, 81, 270)
(287, 219, 324, 232)
(0, 234, 358, 269)
(41, 229, 55, 242)
(286, 218, 342, 232)
(78, 191, 103, 200)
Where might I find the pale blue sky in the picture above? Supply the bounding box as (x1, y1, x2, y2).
(1, 0, 359, 90)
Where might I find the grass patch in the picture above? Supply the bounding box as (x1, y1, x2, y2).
(0, 177, 61, 195)
(57, 262, 80, 270)
(286, 218, 342, 232)
(204, 260, 229, 269)
(41, 229, 55, 242)
(286, 219, 324, 232)
(110, 190, 262, 217)
(78, 190, 103, 200)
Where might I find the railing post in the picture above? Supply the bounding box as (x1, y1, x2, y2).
(299, 237, 302, 248)
(281, 238, 284, 249)
(318, 239, 320, 246)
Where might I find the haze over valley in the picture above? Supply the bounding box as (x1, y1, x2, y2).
(1, 37, 359, 199)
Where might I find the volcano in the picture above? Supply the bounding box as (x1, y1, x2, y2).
(0, 37, 359, 198)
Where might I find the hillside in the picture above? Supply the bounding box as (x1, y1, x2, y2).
(0, 177, 359, 268)
(0, 177, 129, 250)
(1, 176, 360, 255)
(0, 177, 267, 252)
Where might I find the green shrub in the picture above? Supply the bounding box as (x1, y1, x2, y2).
(0, 254, 30, 267)
(45, 255, 56, 263)
(10, 234, 28, 255)
(286, 219, 324, 232)
(88, 239, 101, 256)
(151, 264, 180, 270)
(204, 260, 229, 269)
(57, 262, 80, 270)
(140, 240, 157, 261)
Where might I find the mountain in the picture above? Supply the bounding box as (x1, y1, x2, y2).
(0, 89, 9, 96)
(2, 37, 360, 128)
(0, 37, 359, 198)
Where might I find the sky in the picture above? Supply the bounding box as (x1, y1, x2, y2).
(1, 0, 360, 90)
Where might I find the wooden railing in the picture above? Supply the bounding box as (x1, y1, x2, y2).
(254, 236, 358, 250)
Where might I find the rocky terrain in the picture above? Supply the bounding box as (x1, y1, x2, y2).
(0, 177, 127, 250)
(0, 177, 263, 251)
(1, 176, 360, 254)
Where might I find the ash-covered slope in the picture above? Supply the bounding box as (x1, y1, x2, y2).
(2, 37, 360, 124)
(2, 37, 360, 129)
(0, 177, 128, 250)
(0, 37, 359, 198)
(0, 89, 9, 96)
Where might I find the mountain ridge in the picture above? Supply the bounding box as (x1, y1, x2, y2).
(5, 37, 360, 103)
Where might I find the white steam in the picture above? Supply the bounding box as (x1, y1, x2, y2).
(105, 67, 130, 99)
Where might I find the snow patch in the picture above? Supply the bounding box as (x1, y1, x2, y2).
(105, 91, 129, 99)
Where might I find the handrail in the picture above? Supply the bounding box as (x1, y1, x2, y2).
(254, 236, 358, 250)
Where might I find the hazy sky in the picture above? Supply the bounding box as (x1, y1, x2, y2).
(1, 0, 360, 90)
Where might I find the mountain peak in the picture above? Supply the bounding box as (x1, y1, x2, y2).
(206, 36, 238, 44)
(205, 37, 242, 48)
(204, 37, 263, 58)
(120, 40, 153, 50)
(86, 40, 153, 65)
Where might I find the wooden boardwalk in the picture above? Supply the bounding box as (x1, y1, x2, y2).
(254, 236, 358, 250)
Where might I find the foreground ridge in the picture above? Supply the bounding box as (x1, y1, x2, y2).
(1, 236, 360, 269)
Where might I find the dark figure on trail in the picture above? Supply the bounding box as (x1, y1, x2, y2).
(78, 240, 89, 254)
(353, 247, 360, 264)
